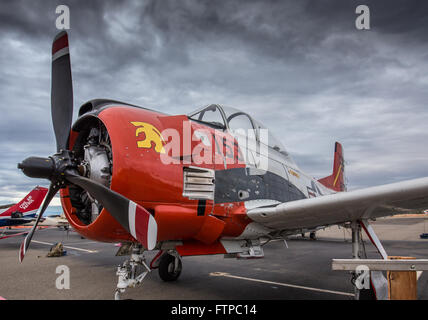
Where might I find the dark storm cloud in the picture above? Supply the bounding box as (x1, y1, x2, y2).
(1, 0, 428, 201)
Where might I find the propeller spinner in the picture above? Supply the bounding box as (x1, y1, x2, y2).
(17, 31, 157, 262)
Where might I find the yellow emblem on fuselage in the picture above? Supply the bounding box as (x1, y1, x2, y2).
(131, 122, 166, 154)
(288, 169, 300, 178)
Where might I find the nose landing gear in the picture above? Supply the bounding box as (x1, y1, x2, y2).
(114, 244, 151, 300)
(114, 247, 183, 300)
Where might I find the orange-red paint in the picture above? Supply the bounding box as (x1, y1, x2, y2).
(61, 105, 250, 251)
(318, 142, 345, 192)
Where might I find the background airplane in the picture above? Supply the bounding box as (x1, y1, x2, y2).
(0, 186, 48, 228)
(0, 186, 48, 240)
(16, 31, 428, 299)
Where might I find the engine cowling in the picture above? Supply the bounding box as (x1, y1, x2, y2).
(60, 113, 134, 242)
(60, 103, 249, 244)
(60, 104, 194, 243)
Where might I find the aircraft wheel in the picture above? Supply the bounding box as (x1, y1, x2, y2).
(158, 253, 182, 282)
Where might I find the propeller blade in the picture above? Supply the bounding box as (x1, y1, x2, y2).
(66, 173, 157, 250)
(51, 31, 73, 152)
(19, 184, 59, 263)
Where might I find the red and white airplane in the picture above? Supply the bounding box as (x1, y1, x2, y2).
(17, 31, 428, 299)
(0, 186, 48, 228)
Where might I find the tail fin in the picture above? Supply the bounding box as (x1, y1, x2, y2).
(318, 142, 346, 192)
(1, 186, 48, 217)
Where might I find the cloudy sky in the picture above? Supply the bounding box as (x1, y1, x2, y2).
(1, 0, 427, 204)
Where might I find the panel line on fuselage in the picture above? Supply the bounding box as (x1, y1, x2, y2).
(214, 167, 307, 204)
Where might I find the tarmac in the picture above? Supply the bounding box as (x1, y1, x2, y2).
(0, 216, 427, 300)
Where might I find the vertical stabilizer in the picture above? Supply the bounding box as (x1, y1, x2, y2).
(0, 186, 48, 217)
(318, 142, 346, 192)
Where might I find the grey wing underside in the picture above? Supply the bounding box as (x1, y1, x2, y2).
(247, 177, 428, 232)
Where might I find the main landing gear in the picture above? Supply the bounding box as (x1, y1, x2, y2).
(114, 245, 183, 300)
(348, 220, 388, 300)
(157, 251, 182, 282)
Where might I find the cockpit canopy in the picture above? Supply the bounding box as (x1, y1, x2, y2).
(188, 104, 292, 161)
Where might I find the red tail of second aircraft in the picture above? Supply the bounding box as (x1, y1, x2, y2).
(0, 186, 48, 220)
(318, 142, 346, 192)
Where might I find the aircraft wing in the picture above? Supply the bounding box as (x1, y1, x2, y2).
(10, 218, 35, 223)
(0, 225, 52, 240)
(247, 177, 428, 233)
(0, 231, 29, 240)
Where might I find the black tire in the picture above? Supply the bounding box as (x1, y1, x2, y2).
(158, 254, 182, 282)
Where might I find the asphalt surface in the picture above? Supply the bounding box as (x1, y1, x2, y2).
(0, 217, 427, 300)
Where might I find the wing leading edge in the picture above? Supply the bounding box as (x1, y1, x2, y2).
(247, 177, 428, 231)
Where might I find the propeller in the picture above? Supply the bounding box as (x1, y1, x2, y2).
(51, 31, 73, 152)
(65, 172, 157, 251)
(19, 185, 59, 262)
(17, 31, 157, 262)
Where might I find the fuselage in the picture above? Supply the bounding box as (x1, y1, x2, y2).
(60, 102, 335, 246)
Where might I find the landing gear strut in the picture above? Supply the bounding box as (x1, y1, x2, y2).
(114, 244, 151, 300)
(349, 220, 388, 300)
(350, 221, 365, 299)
